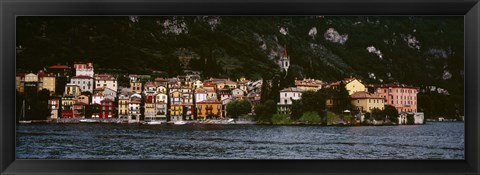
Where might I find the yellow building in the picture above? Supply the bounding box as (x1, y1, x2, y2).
(118, 94, 129, 119)
(38, 71, 56, 95)
(16, 73, 25, 93)
(170, 105, 183, 121)
(61, 96, 75, 110)
(196, 98, 222, 120)
(351, 91, 385, 113)
(64, 84, 81, 97)
(344, 77, 365, 95)
(24, 73, 38, 82)
(130, 81, 142, 93)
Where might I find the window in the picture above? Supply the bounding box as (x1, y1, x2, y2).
(284, 99, 287, 104)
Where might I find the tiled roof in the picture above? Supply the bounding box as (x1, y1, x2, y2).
(351, 91, 383, 99)
(280, 87, 304, 92)
(48, 65, 69, 69)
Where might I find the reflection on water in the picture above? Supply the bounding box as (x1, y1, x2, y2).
(16, 122, 464, 159)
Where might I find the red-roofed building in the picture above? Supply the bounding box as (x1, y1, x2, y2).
(74, 62, 94, 77)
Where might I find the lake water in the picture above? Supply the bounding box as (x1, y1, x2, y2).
(16, 122, 464, 159)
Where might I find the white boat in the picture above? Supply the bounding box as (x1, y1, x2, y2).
(145, 121, 162, 125)
(19, 100, 31, 124)
(79, 119, 98, 123)
(174, 121, 187, 125)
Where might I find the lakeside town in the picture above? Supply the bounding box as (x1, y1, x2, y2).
(16, 47, 450, 126)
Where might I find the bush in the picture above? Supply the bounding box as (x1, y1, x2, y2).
(326, 111, 336, 125)
(299, 111, 321, 124)
(271, 114, 291, 125)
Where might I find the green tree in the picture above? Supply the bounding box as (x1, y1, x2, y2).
(384, 105, 399, 123)
(334, 82, 353, 113)
(371, 108, 385, 121)
(407, 114, 415, 125)
(255, 100, 277, 123)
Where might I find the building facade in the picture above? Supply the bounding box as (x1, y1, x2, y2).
(350, 91, 385, 113)
(374, 84, 419, 113)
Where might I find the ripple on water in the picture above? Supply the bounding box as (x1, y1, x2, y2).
(16, 122, 464, 160)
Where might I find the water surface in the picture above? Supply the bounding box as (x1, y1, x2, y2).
(16, 122, 464, 159)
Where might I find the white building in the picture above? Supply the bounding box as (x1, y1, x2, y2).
(398, 112, 425, 125)
(74, 62, 94, 77)
(129, 93, 142, 123)
(231, 88, 246, 100)
(277, 87, 304, 115)
(195, 88, 208, 103)
(70, 76, 94, 93)
(95, 74, 117, 92)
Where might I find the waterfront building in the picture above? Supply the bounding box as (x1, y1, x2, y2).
(37, 70, 56, 95)
(169, 86, 194, 121)
(350, 91, 385, 113)
(196, 98, 222, 120)
(118, 93, 130, 120)
(60, 109, 73, 118)
(73, 102, 87, 118)
(95, 74, 118, 92)
(48, 98, 59, 119)
(73, 62, 94, 77)
(143, 82, 157, 121)
(277, 46, 290, 73)
(128, 93, 141, 122)
(16, 73, 25, 93)
(374, 83, 419, 113)
(99, 98, 115, 118)
(64, 84, 81, 97)
(61, 95, 75, 110)
(70, 75, 94, 93)
(398, 112, 425, 125)
(295, 78, 322, 92)
(277, 87, 303, 115)
(155, 93, 168, 122)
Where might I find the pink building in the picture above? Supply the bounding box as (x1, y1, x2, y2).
(373, 83, 419, 113)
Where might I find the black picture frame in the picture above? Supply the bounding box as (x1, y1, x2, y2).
(1, 0, 479, 174)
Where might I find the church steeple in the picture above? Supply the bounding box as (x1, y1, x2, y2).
(277, 45, 290, 72)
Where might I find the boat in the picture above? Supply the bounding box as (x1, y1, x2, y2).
(19, 100, 31, 124)
(145, 120, 162, 125)
(174, 121, 187, 125)
(79, 118, 98, 123)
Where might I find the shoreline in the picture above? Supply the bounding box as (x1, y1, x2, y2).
(18, 119, 463, 126)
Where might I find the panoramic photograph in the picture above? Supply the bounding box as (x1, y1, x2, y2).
(15, 16, 464, 159)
